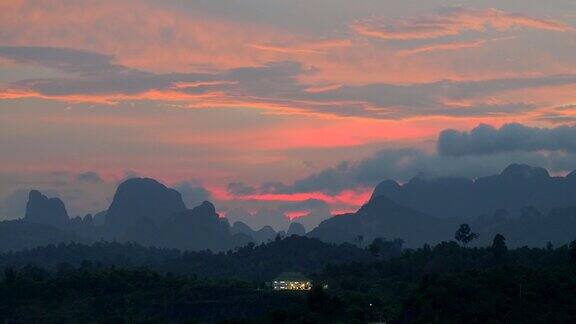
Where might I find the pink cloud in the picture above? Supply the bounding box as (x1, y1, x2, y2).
(2, 0, 542, 88)
(224, 189, 373, 214)
(397, 37, 515, 56)
(352, 8, 574, 40)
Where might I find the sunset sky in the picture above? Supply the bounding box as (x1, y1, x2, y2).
(2, 0, 576, 230)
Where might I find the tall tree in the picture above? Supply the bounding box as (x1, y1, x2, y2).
(454, 224, 479, 246)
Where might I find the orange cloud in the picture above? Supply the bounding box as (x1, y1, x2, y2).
(250, 39, 352, 55)
(398, 39, 487, 56)
(2, 0, 545, 88)
(352, 8, 574, 41)
(0, 0, 300, 73)
(397, 37, 515, 56)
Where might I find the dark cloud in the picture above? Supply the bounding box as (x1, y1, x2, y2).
(0, 46, 216, 96)
(278, 199, 328, 211)
(301, 75, 576, 118)
(256, 124, 576, 195)
(227, 182, 257, 196)
(76, 171, 103, 183)
(0, 46, 115, 75)
(174, 181, 213, 209)
(438, 123, 576, 157)
(224, 199, 332, 231)
(277, 199, 331, 231)
(226, 208, 290, 231)
(262, 149, 428, 194)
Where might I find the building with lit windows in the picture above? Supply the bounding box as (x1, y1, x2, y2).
(272, 272, 312, 291)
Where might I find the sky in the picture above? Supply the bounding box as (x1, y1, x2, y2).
(2, 0, 576, 230)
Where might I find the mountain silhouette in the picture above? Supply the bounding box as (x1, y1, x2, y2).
(230, 221, 279, 243)
(470, 205, 576, 247)
(231, 220, 309, 241)
(24, 190, 69, 228)
(308, 195, 453, 247)
(287, 222, 306, 236)
(158, 201, 239, 251)
(6, 165, 576, 252)
(105, 178, 186, 234)
(372, 164, 576, 219)
(231, 221, 255, 237)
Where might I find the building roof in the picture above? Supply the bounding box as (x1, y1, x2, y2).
(274, 272, 310, 281)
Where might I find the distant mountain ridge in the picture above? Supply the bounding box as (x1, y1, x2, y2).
(310, 164, 576, 248)
(3, 163, 576, 252)
(308, 195, 455, 247)
(3, 178, 308, 252)
(372, 164, 576, 219)
(471, 205, 576, 247)
(105, 178, 186, 233)
(24, 190, 69, 227)
(231, 220, 306, 243)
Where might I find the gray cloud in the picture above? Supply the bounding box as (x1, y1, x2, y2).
(352, 7, 573, 41)
(76, 171, 103, 183)
(255, 124, 576, 195)
(174, 180, 213, 209)
(438, 123, 576, 156)
(289, 150, 576, 194)
(222, 194, 334, 232)
(0, 46, 115, 75)
(226, 208, 290, 231)
(277, 199, 331, 231)
(3, 46, 576, 119)
(159, 1, 575, 34)
(0, 46, 216, 96)
(278, 199, 328, 212)
(262, 149, 430, 194)
(227, 182, 257, 196)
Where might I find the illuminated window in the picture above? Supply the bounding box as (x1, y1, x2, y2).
(272, 272, 312, 291)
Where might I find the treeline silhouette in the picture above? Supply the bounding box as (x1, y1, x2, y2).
(2, 234, 576, 322)
(0, 265, 306, 323)
(0, 236, 374, 281)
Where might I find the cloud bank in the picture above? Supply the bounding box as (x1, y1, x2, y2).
(438, 123, 576, 156)
(76, 171, 103, 183)
(247, 123, 576, 195)
(174, 181, 213, 209)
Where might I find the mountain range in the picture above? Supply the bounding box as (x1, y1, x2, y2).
(0, 177, 306, 252)
(372, 164, 576, 219)
(308, 195, 455, 247)
(2, 163, 576, 251)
